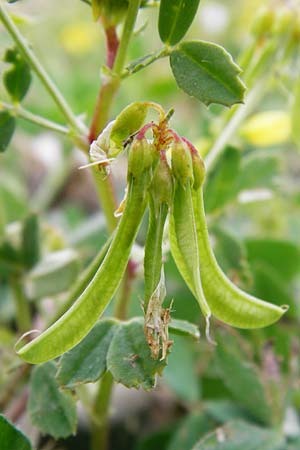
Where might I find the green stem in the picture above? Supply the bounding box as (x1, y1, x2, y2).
(121, 46, 170, 78)
(0, 4, 87, 135)
(113, 0, 142, 75)
(89, 4, 142, 449)
(0, 101, 72, 136)
(91, 372, 114, 450)
(11, 278, 31, 333)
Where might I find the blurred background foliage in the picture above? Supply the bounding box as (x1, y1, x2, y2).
(1, 0, 300, 449)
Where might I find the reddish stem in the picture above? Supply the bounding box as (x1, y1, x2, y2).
(105, 26, 119, 69)
(88, 25, 119, 144)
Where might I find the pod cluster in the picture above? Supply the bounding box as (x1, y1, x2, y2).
(16, 104, 288, 365)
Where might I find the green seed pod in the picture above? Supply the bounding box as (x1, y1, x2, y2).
(150, 153, 173, 207)
(251, 7, 274, 37)
(16, 173, 150, 364)
(171, 140, 194, 185)
(128, 138, 157, 178)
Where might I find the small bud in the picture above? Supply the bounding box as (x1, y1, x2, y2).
(128, 138, 157, 178)
(171, 140, 193, 184)
(251, 7, 274, 37)
(181, 137, 206, 189)
(150, 153, 173, 206)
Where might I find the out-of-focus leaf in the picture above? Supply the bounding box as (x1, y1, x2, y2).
(0, 111, 15, 153)
(237, 152, 279, 191)
(204, 146, 241, 213)
(106, 318, 165, 390)
(25, 249, 80, 298)
(204, 400, 249, 424)
(0, 415, 32, 450)
(291, 80, 300, 148)
(212, 226, 251, 289)
(135, 429, 172, 450)
(29, 362, 77, 439)
(169, 319, 200, 339)
(164, 334, 200, 403)
(57, 319, 119, 388)
(215, 333, 273, 425)
(3, 47, 31, 102)
(158, 0, 201, 46)
(170, 41, 245, 107)
(245, 239, 300, 282)
(0, 240, 22, 279)
(249, 262, 294, 313)
(0, 172, 28, 223)
(192, 420, 285, 450)
(21, 213, 40, 270)
(167, 412, 213, 450)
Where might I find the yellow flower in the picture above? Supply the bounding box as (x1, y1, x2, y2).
(240, 111, 291, 147)
(60, 22, 97, 55)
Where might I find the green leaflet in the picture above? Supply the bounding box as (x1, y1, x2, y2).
(17, 172, 150, 363)
(107, 318, 166, 389)
(0, 111, 15, 153)
(192, 419, 285, 450)
(170, 41, 246, 107)
(0, 415, 32, 450)
(158, 0, 201, 46)
(170, 181, 210, 321)
(29, 362, 77, 439)
(192, 187, 288, 328)
(21, 213, 40, 269)
(3, 47, 31, 102)
(57, 319, 119, 388)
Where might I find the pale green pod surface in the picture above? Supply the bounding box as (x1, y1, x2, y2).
(144, 157, 172, 308)
(144, 199, 168, 309)
(109, 102, 149, 156)
(17, 173, 150, 364)
(169, 181, 210, 318)
(192, 188, 288, 328)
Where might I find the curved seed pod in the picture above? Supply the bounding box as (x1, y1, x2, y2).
(144, 199, 169, 308)
(144, 155, 173, 298)
(144, 156, 173, 359)
(169, 180, 211, 321)
(17, 172, 150, 364)
(192, 187, 288, 328)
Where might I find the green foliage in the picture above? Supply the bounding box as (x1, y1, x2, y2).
(107, 318, 166, 389)
(193, 420, 285, 450)
(204, 146, 241, 213)
(57, 319, 119, 388)
(21, 214, 40, 269)
(170, 41, 246, 107)
(0, 111, 15, 152)
(0, 415, 32, 450)
(0, 1, 298, 449)
(215, 333, 276, 425)
(25, 249, 80, 298)
(158, 0, 201, 46)
(3, 47, 31, 102)
(28, 362, 77, 439)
